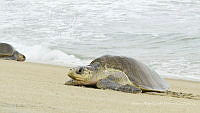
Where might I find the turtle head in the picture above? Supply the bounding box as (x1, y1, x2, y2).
(14, 51, 26, 61)
(67, 63, 102, 85)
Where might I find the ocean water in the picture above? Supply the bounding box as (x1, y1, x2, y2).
(0, 0, 200, 81)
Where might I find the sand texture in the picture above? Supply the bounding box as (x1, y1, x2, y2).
(0, 60, 200, 113)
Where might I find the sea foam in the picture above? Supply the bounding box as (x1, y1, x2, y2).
(5, 42, 89, 67)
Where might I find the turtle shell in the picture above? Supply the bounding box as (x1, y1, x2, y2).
(0, 43, 15, 57)
(90, 55, 169, 92)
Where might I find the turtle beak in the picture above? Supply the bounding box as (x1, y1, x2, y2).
(67, 68, 78, 78)
(67, 67, 85, 81)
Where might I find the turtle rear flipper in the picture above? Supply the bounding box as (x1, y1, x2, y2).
(96, 75, 142, 93)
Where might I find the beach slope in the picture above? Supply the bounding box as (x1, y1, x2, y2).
(0, 60, 200, 113)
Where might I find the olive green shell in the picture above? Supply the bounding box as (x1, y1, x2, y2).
(0, 43, 15, 57)
(90, 55, 169, 92)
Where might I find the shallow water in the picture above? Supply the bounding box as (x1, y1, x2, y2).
(0, 0, 200, 81)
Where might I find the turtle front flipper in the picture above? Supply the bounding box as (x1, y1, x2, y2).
(96, 75, 142, 93)
(64, 79, 86, 86)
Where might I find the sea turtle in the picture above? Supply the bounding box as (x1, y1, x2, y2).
(65, 55, 169, 93)
(65, 55, 200, 100)
(0, 43, 26, 61)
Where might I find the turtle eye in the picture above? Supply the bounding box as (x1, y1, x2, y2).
(76, 67, 84, 74)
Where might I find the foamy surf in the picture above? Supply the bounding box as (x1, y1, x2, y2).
(3, 42, 89, 67)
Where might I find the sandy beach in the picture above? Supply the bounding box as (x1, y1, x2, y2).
(0, 60, 200, 113)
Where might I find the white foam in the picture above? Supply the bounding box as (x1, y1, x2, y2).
(150, 58, 200, 82)
(5, 42, 88, 67)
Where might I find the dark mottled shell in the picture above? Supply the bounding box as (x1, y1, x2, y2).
(0, 43, 14, 56)
(91, 55, 169, 91)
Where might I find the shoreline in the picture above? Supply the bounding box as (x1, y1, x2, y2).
(15, 60, 200, 83)
(0, 60, 200, 113)
(2, 59, 200, 83)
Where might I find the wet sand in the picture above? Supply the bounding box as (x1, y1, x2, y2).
(0, 60, 200, 113)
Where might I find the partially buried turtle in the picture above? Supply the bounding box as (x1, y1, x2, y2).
(0, 43, 26, 61)
(65, 55, 200, 100)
